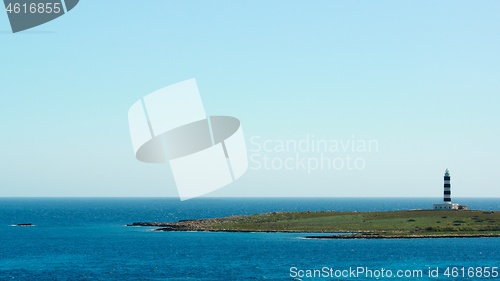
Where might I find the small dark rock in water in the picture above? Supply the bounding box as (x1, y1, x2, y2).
(16, 223, 33, 227)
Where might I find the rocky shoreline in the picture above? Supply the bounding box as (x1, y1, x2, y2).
(127, 220, 309, 233)
(127, 220, 500, 239)
(305, 233, 500, 239)
(128, 210, 500, 238)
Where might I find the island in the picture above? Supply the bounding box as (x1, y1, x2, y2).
(128, 210, 500, 239)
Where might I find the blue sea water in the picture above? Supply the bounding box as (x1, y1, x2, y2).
(0, 198, 499, 280)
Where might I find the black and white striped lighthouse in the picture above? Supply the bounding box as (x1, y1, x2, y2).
(443, 169, 451, 202)
(433, 169, 462, 210)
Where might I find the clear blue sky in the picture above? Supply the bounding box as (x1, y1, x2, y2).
(1, 1, 499, 197)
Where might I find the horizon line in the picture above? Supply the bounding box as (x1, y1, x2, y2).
(0, 196, 498, 199)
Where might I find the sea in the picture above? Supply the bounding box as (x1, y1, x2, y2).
(0, 198, 499, 280)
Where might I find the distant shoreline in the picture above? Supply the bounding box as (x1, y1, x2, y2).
(129, 209, 500, 239)
(305, 233, 500, 239)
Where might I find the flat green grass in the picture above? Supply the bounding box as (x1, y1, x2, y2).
(196, 210, 500, 236)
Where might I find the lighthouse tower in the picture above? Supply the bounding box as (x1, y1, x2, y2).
(443, 169, 451, 202)
(433, 169, 459, 210)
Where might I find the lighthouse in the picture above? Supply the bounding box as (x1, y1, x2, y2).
(443, 169, 451, 202)
(433, 169, 459, 210)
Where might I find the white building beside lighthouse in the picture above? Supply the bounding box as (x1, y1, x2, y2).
(433, 169, 459, 210)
